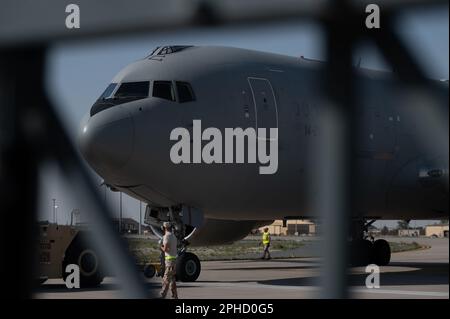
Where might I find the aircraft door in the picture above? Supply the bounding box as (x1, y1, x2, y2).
(247, 77, 278, 135)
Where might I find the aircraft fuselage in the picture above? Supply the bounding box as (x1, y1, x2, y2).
(79, 46, 449, 221)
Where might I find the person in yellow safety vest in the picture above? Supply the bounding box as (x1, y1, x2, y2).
(261, 227, 272, 260)
(160, 222, 178, 299)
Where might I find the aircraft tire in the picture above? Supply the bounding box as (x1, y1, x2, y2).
(143, 264, 156, 278)
(62, 237, 104, 287)
(372, 239, 391, 266)
(176, 252, 201, 282)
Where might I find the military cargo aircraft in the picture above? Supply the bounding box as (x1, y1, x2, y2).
(79, 45, 448, 282)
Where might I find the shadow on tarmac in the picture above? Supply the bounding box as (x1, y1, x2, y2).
(257, 262, 448, 287)
(34, 261, 448, 294)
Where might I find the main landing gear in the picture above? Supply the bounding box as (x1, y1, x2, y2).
(350, 220, 391, 266)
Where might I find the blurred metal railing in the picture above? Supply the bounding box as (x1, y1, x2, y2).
(0, 0, 448, 299)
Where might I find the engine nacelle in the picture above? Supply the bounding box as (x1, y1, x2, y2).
(144, 205, 271, 246)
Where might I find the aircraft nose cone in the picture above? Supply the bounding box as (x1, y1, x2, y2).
(79, 110, 134, 173)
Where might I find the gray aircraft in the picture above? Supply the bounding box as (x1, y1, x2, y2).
(79, 45, 448, 282)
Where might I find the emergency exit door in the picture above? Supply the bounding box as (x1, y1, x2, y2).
(248, 77, 278, 138)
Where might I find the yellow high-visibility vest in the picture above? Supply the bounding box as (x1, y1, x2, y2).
(262, 231, 270, 244)
(165, 255, 177, 261)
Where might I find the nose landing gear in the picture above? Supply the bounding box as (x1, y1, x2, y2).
(176, 250, 201, 282)
(146, 206, 202, 282)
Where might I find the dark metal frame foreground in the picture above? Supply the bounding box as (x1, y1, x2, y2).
(0, 47, 148, 298)
(0, 0, 447, 299)
(318, 1, 447, 297)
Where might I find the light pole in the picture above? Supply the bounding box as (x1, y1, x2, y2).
(119, 192, 123, 233)
(55, 205, 58, 224)
(52, 198, 56, 224)
(139, 201, 142, 235)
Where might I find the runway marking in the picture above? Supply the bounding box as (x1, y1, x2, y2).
(180, 282, 449, 298)
(351, 288, 449, 297)
(179, 282, 317, 292)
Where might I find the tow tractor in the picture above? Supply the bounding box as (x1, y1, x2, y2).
(38, 221, 104, 287)
(38, 216, 201, 288)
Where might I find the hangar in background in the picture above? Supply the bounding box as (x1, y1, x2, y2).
(259, 220, 317, 236)
(426, 224, 449, 238)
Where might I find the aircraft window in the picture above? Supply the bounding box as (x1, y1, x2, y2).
(153, 81, 175, 101)
(98, 83, 117, 100)
(176, 82, 195, 103)
(171, 46, 193, 53)
(91, 82, 148, 116)
(115, 81, 149, 98)
(147, 46, 193, 58)
(149, 46, 160, 56)
(159, 47, 167, 55)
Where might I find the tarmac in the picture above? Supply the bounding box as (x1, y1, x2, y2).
(34, 237, 448, 299)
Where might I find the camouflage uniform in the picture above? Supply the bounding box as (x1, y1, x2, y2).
(161, 259, 178, 299)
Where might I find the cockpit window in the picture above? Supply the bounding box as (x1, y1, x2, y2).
(176, 82, 195, 103)
(98, 83, 117, 100)
(149, 46, 160, 56)
(147, 46, 193, 58)
(115, 81, 149, 98)
(159, 47, 172, 55)
(153, 81, 175, 101)
(90, 82, 149, 116)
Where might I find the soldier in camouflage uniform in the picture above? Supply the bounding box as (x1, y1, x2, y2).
(160, 222, 178, 299)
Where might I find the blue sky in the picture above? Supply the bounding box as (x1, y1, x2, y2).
(40, 9, 449, 228)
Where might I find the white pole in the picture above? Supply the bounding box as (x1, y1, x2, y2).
(52, 198, 56, 223)
(139, 201, 142, 235)
(119, 192, 123, 233)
